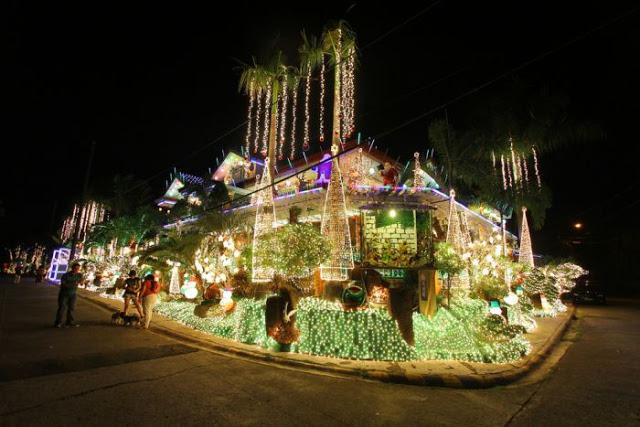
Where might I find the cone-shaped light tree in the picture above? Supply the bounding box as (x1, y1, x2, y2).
(518, 206, 534, 267)
(446, 189, 470, 291)
(320, 144, 354, 280)
(252, 158, 278, 283)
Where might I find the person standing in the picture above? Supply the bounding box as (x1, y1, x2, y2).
(13, 263, 23, 284)
(54, 263, 83, 327)
(139, 273, 160, 329)
(35, 265, 46, 283)
(122, 270, 144, 319)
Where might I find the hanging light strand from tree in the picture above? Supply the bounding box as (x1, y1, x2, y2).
(261, 84, 272, 156)
(278, 77, 288, 160)
(532, 146, 542, 188)
(319, 57, 326, 142)
(303, 61, 311, 151)
(522, 151, 530, 186)
(500, 154, 507, 190)
(290, 79, 299, 159)
(346, 46, 356, 137)
(253, 89, 263, 153)
(244, 80, 255, 157)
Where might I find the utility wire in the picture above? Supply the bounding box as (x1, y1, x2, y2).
(117, 4, 445, 197)
(375, 4, 640, 141)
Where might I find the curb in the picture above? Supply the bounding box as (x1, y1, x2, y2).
(78, 290, 575, 389)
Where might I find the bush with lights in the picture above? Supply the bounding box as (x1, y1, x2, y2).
(255, 223, 329, 292)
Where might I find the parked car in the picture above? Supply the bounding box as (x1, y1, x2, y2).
(571, 277, 606, 305)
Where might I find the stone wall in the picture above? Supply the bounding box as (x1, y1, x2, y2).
(363, 212, 418, 261)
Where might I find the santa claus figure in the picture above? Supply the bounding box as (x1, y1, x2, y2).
(380, 162, 398, 187)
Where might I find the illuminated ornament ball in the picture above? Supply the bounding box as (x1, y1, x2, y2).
(504, 293, 519, 306)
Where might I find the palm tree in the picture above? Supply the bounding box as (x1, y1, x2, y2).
(238, 53, 294, 179)
(322, 21, 357, 146)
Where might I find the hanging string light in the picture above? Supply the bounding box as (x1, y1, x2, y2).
(522, 151, 530, 186)
(261, 84, 272, 156)
(505, 153, 512, 189)
(517, 153, 525, 190)
(509, 137, 518, 184)
(319, 56, 326, 143)
(303, 61, 311, 151)
(290, 78, 299, 159)
(273, 87, 281, 159)
(347, 47, 356, 137)
(340, 54, 348, 139)
(244, 80, 255, 157)
(253, 89, 263, 154)
(278, 77, 288, 160)
(532, 146, 542, 188)
(500, 154, 507, 190)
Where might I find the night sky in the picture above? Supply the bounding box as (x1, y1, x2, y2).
(5, 1, 640, 288)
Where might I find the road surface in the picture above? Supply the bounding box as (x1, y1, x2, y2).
(0, 279, 638, 426)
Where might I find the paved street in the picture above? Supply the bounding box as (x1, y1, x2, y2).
(0, 278, 638, 426)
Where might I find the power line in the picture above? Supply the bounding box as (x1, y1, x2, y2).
(117, 4, 445, 197)
(374, 4, 640, 142)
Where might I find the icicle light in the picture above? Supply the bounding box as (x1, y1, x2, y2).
(303, 61, 311, 151)
(532, 146, 542, 188)
(244, 81, 255, 157)
(261, 85, 272, 156)
(278, 78, 288, 160)
(254, 90, 263, 153)
(500, 154, 507, 190)
(290, 79, 299, 159)
(319, 57, 326, 142)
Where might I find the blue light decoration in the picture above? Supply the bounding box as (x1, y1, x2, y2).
(47, 248, 71, 283)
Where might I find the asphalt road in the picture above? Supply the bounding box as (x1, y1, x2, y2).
(0, 278, 638, 426)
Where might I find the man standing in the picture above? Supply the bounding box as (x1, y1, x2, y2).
(54, 263, 83, 328)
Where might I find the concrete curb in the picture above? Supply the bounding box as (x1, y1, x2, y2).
(79, 290, 575, 389)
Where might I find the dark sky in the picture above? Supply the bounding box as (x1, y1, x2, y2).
(5, 1, 640, 282)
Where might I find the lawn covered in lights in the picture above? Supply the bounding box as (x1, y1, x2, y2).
(155, 296, 530, 363)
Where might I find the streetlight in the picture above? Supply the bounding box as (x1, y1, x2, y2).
(574, 222, 583, 230)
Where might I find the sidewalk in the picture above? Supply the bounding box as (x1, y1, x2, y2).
(78, 289, 575, 388)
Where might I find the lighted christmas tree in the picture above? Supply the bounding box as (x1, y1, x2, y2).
(252, 158, 277, 282)
(518, 206, 534, 268)
(446, 190, 465, 252)
(320, 145, 354, 280)
(169, 263, 181, 295)
(446, 189, 469, 290)
(460, 211, 472, 248)
(413, 152, 425, 188)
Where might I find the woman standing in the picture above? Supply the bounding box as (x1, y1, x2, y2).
(139, 273, 161, 329)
